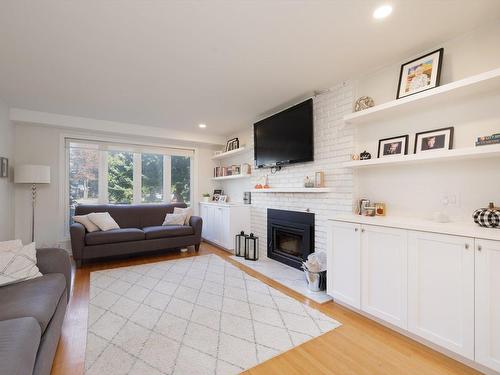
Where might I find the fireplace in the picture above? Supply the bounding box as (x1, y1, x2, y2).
(267, 209, 314, 269)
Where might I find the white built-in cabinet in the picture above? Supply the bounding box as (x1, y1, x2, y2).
(199, 202, 250, 252)
(407, 231, 474, 359)
(475, 239, 500, 372)
(327, 221, 361, 309)
(361, 225, 408, 329)
(327, 219, 500, 371)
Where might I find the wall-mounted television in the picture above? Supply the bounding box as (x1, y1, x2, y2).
(254, 98, 313, 168)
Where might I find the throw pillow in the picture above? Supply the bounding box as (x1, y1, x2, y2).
(162, 213, 186, 226)
(73, 214, 100, 232)
(173, 207, 193, 225)
(88, 212, 120, 231)
(0, 241, 42, 287)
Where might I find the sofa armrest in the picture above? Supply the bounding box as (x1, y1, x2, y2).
(70, 222, 86, 263)
(36, 248, 72, 302)
(189, 216, 203, 241)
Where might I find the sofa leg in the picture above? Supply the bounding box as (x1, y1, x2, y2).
(195, 244, 200, 252)
(75, 259, 82, 268)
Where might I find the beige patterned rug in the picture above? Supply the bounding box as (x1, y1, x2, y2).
(84, 254, 340, 375)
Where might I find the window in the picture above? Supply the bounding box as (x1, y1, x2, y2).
(108, 151, 134, 204)
(67, 139, 193, 228)
(142, 153, 164, 203)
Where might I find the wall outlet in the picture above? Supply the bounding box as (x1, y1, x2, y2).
(441, 192, 460, 207)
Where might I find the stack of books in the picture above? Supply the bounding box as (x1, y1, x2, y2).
(476, 133, 500, 146)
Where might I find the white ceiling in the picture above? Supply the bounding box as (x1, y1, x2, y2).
(0, 0, 499, 137)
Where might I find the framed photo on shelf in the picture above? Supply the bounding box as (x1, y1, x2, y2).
(218, 195, 227, 203)
(378, 135, 409, 158)
(0, 157, 8, 178)
(414, 127, 454, 153)
(397, 48, 443, 99)
(212, 189, 223, 201)
(225, 138, 240, 152)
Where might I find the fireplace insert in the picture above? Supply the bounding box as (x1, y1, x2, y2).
(267, 209, 314, 269)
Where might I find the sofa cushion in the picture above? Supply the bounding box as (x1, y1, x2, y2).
(85, 228, 145, 245)
(0, 317, 41, 375)
(0, 274, 66, 334)
(143, 225, 194, 240)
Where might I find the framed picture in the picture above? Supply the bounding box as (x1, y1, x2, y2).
(397, 48, 443, 99)
(218, 195, 227, 203)
(0, 157, 8, 178)
(378, 135, 409, 158)
(414, 127, 454, 153)
(225, 137, 239, 152)
(213, 189, 223, 201)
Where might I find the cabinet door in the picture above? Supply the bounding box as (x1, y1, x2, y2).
(212, 206, 224, 245)
(200, 205, 209, 240)
(475, 239, 500, 372)
(408, 231, 474, 359)
(206, 205, 215, 243)
(327, 221, 361, 309)
(361, 225, 407, 328)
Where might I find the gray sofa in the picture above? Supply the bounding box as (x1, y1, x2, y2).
(70, 203, 203, 267)
(0, 248, 71, 375)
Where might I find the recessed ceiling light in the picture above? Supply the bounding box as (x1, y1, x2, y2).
(373, 5, 392, 19)
(198, 123, 207, 128)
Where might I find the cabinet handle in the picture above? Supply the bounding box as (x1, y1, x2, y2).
(465, 244, 469, 250)
(354, 228, 358, 232)
(361, 229, 365, 233)
(478, 245, 482, 251)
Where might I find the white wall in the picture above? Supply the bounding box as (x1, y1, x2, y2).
(0, 100, 14, 241)
(13, 123, 218, 248)
(353, 21, 500, 221)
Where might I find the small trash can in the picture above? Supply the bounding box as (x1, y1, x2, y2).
(304, 270, 327, 292)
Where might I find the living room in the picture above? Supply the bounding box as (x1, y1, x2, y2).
(1, 1, 500, 375)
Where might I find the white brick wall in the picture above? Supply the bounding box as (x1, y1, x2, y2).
(246, 81, 355, 259)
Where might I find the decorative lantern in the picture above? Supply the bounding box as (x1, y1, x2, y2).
(245, 233, 259, 261)
(234, 231, 247, 257)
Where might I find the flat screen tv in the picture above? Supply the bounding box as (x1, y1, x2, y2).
(254, 98, 313, 168)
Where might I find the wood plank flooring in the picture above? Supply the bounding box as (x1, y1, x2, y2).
(51, 242, 480, 375)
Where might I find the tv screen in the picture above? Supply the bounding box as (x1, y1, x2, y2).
(254, 99, 313, 168)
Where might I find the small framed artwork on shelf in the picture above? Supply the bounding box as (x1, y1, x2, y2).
(414, 127, 454, 153)
(378, 135, 409, 158)
(218, 195, 228, 203)
(225, 138, 239, 152)
(397, 48, 443, 99)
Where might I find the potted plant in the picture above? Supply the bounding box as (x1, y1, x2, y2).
(202, 193, 210, 202)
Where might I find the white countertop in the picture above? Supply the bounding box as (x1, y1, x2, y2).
(199, 201, 249, 207)
(329, 214, 500, 242)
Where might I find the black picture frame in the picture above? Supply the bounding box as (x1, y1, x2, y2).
(0, 157, 8, 178)
(225, 137, 239, 152)
(377, 135, 409, 158)
(396, 48, 444, 99)
(414, 126, 454, 154)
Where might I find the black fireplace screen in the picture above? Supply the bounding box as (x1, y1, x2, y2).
(275, 230, 302, 257)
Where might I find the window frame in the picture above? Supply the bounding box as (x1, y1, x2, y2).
(63, 136, 195, 237)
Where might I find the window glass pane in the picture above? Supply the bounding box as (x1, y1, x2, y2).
(142, 153, 163, 203)
(171, 155, 191, 205)
(69, 145, 99, 223)
(108, 151, 134, 204)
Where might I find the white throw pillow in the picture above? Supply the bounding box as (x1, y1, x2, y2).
(0, 241, 42, 287)
(162, 213, 186, 226)
(88, 212, 120, 231)
(173, 207, 193, 225)
(73, 214, 100, 232)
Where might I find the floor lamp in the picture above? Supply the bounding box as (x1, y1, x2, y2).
(14, 165, 51, 243)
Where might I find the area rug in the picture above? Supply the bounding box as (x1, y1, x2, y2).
(84, 254, 340, 375)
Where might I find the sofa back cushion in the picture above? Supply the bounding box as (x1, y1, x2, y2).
(74, 203, 187, 229)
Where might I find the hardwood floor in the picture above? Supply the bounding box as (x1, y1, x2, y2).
(51, 242, 480, 375)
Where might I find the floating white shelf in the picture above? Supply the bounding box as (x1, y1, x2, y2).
(211, 174, 252, 181)
(343, 67, 500, 126)
(343, 144, 500, 168)
(250, 187, 332, 193)
(211, 147, 247, 160)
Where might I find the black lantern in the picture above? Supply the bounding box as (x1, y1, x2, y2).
(245, 233, 259, 261)
(234, 231, 247, 257)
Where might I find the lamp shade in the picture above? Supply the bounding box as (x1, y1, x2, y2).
(14, 165, 51, 184)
